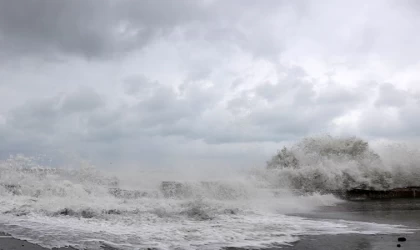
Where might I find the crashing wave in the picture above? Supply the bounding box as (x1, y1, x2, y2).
(0, 147, 417, 249)
(263, 135, 420, 192)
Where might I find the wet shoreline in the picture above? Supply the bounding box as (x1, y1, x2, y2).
(2, 232, 418, 250)
(284, 198, 420, 250)
(1, 199, 420, 250)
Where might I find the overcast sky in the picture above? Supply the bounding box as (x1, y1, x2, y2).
(0, 0, 419, 169)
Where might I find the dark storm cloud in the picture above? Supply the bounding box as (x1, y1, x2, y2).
(1, 0, 419, 63)
(0, 0, 304, 61)
(0, 0, 113, 58)
(0, 0, 207, 58)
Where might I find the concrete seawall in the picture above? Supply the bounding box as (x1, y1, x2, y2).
(332, 187, 420, 201)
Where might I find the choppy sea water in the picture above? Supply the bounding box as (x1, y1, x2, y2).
(1, 136, 420, 250)
(0, 166, 415, 249)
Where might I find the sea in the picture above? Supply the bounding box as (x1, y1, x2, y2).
(0, 138, 419, 249)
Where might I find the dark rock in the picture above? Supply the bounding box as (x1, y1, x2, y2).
(224, 208, 238, 215)
(58, 208, 76, 216)
(81, 209, 95, 218)
(103, 209, 121, 215)
(56, 208, 95, 218)
(397, 244, 401, 247)
(330, 186, 420, 200)
(15, 212, 28, 217)
(398, 237, 406, 242)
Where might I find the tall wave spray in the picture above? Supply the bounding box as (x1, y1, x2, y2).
(261, 136, 420, 192)
(0, 136, 417, 250)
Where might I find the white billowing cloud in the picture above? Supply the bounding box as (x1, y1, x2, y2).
(0, 0, 419, 167)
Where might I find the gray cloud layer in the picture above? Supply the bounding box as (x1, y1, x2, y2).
(0, 0, 208, 58)
(0, 0, 419, 167)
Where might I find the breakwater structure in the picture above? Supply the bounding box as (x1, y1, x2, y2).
(331, 186, 420, 201)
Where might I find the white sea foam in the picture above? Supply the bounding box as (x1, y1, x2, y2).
(0, 148, 417, 249)
(264, 136, 420, 192)
(0, 208, 413, 250)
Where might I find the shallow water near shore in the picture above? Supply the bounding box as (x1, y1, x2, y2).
(1, 199, 419, 250)
(0, 193, 418, 249)
(282, 199, 420, 250)
(294, 198, 420, 226)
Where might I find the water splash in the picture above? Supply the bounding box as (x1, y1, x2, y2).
(0, 146, 417, 249)
(263, 136, 420, 192)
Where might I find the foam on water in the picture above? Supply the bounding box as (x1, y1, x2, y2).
(0, 207, 413, 250)
(0, 149, 417, 249)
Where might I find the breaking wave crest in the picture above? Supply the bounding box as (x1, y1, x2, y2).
(261, 136, 420, 192)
